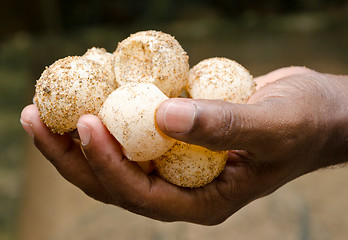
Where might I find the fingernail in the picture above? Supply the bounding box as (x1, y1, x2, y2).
(164, 100, 196, 133)
(20, 119, 34, 139)
(77, 123, 91, 146)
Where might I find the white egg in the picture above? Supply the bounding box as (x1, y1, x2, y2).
(153, 141, 228, 188)
(34, 56, 115, 134)
(187, 57, 256, 103)
(114, 30, 189, 97)
(83, 47, 117, 88)
(99, 83, 176, 161)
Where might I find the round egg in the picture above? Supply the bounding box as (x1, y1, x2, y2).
(187, 57, 256, 103)
(83, 47, 117, 88)
(99, 82, 176, 162)
(34, 56, 115, 134)
(153, 142, 228, 188)
(114, 30, 189, 97)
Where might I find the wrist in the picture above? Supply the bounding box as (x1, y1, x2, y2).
(316, 73, 348, 169)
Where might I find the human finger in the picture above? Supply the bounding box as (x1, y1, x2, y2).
(20, 105, 108, 201)
(155, 98, 285, 155)
(78, 114, 228, 224)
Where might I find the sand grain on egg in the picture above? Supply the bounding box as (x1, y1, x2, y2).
(154, 142, 228, 188)
(187, 57, 256, 103)
(83, 47, 117, 88)
(99, 83, 176, 161)
(114, 30, 189, 97)
(34, 56, 115, 134)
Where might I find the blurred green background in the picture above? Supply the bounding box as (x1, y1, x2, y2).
(1, 0, 348, 239)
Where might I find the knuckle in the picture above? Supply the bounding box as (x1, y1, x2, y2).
(193, 101, 240, 150)
(214, 104, 242, 150)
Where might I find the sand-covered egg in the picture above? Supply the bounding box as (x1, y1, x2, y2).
(34, 56, 115, 134)
(99, 83, 176, 161)
(153, 142, 228, 188)
(83, 47, 117, 88)
(187, 57, 256, 103)
(114, 30, 189, 97)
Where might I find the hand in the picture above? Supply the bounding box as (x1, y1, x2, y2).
(20, 66, 348, 225)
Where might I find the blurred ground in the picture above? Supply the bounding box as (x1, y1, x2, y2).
(1, 1, 348, 240)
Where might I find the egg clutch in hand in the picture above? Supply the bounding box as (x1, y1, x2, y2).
(34, 30, 256, 188)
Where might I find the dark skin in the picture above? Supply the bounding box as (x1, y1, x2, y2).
(20, 66, 348, 225)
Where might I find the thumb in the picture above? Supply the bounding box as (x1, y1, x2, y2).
(156, 98, 278, 153)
